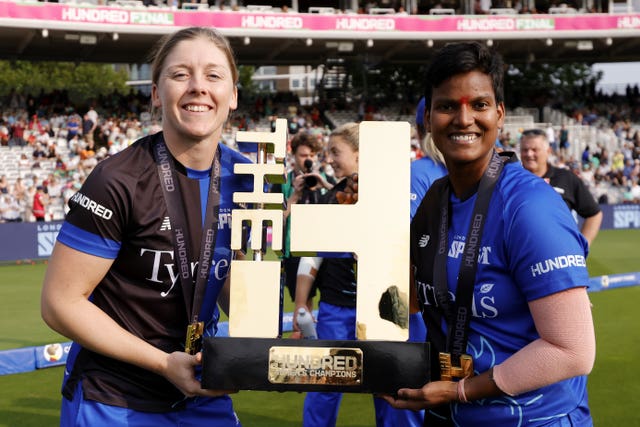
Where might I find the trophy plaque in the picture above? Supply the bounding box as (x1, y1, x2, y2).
(201, 119, 430, 393)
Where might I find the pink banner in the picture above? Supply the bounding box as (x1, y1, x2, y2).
(1, 1, 639, 33)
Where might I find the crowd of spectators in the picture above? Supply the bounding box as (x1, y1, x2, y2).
(1, 86, 639, 223)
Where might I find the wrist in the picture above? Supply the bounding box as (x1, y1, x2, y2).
(457, 377, 469, 403)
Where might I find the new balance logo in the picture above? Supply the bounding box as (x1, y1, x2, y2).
(419, 234, 430, 248)
(159, 217, 171, 231)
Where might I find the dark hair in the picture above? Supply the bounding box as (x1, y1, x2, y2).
(290, 131, 322, 154)
(521, 128, 546, 137)
(424, 41, 504, 108)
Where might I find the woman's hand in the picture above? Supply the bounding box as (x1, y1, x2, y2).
(380, 380, 457, 411)
(163, 351, 236, 398)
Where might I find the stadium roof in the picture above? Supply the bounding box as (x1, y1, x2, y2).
(1, 1, 640, 66)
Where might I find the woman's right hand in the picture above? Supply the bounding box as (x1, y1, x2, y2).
(163, 351, 236, 398)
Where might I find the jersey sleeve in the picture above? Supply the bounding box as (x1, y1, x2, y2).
(57, 159, 131, 259)
(502, 172, 590, 301)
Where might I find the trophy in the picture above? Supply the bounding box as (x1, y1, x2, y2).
(201, 120, 430, 393)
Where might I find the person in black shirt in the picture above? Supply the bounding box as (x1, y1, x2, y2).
(41, 27, 251, 426)
(520, 128, 602, 246)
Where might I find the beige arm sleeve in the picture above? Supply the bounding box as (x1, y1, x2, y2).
(492, 287, 595, 396)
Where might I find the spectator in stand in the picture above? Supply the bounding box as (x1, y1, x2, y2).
(0, 175, 9, 194)
(611, 150, 625, 172)
(581, 145, 591, 167)
(520, 128, 603, 246)
(32, 185, 48, 221)
(0, 193, 23, 222)
(55, 154, 68, 175)
(33, 143, 47, 159)
(65, 113, 81, 142)
(9, 116, 26, 146)
(0, 119, 9, 145)
(27, 114, 42, 135)
(82, 113, 96, 150)
(545, 123, 556, 152)
(629, 177, 640, 203)
(558, 123, 570, 156)
(47, 143, 58, 159)
(12, 177, 27, 202)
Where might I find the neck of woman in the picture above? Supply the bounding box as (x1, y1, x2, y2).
(164, 133, 219, 171)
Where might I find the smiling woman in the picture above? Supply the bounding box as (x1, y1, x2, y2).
(150, 27, 239, 170)
(40, 27, 253, 427)
(384, 41, 596, 427)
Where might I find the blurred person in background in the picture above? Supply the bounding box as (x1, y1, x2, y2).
(32, 185, 47, 222)
(293, 123, 388, 427)
(0, 193, 22, 222)
(271, 131, 333, 313)
(520, 128, 602, 246)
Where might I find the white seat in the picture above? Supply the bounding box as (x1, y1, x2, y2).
(489, 7, 517, 14)
(369, 7, 396, 14)
(246, 4, 274, 11)
(308, 6, 335, 13)
(549, 6, 577, 13)
(181, 2, 209, 10)
(430, 8, 455, 14)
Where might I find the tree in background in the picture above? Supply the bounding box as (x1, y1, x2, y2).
(504, 62, 603, 117)
(0, 61, 128, 106)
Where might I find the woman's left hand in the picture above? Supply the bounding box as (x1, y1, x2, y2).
(380, 380, 457, 411)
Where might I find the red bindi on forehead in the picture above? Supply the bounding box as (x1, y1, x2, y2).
(458, 96, 470, 105)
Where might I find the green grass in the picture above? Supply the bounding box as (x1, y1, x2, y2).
(0, 262, 66, 351)
(0, 229, 638, 426)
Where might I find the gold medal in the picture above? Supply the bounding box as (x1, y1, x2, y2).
(439, 352, 473, 381)
(185, 321, 204, 355)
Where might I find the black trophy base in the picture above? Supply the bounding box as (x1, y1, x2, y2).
(201, 337, 430, 393)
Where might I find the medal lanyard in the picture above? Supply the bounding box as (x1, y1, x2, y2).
(433, 151, 506, 364)
(153, 137, 222, 325)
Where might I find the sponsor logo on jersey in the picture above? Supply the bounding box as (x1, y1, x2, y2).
(69, 192, 113, 220)
(140, 247, 230, 297)
(159, 216, 171, 231)
(529, 254, 586, 277)
(416, 278, 498, 319)
(448, 237, 492, 266)
(418, 234, 430, 247)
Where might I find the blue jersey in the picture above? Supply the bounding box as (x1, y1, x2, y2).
(410, 156, 447, 219)
(57, 133, 253, 412)
(412, 161, 592, 426)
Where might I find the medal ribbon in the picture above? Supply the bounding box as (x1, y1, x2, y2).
(433, 151, 515, 365)
(153, 136, 222, 325)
